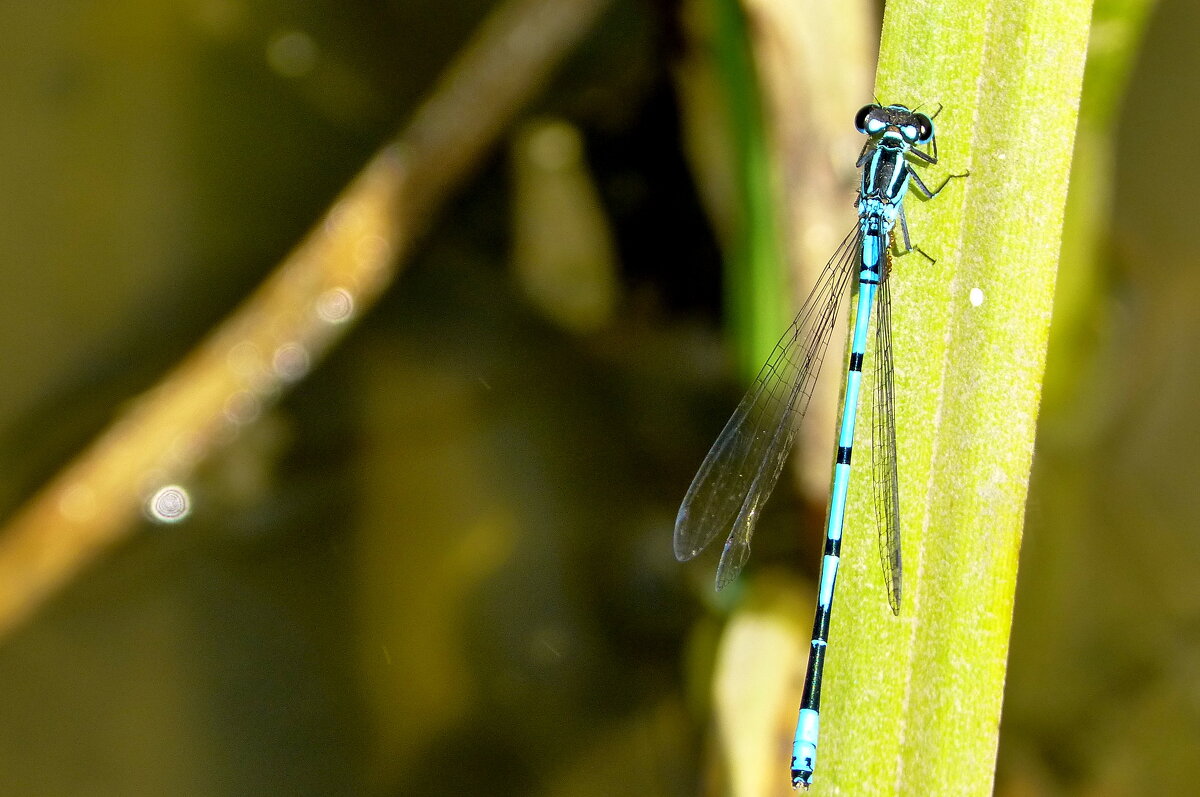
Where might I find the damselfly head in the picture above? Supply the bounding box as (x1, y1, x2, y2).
(855, 104, 935, 145)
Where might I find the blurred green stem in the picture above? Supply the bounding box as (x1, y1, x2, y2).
(710, 0, 788, 380)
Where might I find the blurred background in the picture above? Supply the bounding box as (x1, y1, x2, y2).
(0, 0, 1195, 795)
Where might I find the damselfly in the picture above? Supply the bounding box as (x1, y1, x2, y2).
(674, 103, 965, 789)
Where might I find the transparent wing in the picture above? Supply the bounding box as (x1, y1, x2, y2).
(674, 228, 861, 590)
(871, 267, 902, 615)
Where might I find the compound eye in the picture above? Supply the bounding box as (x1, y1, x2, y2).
(854, 104, 876, 133)
(914, 113, 934, 143)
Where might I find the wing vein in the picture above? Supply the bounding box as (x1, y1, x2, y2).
(674, 227, 863, 590)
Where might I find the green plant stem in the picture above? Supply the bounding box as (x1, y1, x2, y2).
(817, 0, 1095, 793)
(710, 0, 788, 381)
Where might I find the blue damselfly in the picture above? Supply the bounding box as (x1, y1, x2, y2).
(674, 103, 965, 789)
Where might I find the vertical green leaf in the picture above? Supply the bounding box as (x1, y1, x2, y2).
(818, 0, 1095, 794)
(708, 0, 789, 380)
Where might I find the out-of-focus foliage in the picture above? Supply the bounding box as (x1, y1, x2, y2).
(0, 0, 1195, 796)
